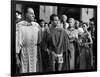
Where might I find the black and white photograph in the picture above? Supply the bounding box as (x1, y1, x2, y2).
(11, 0, 97, 76)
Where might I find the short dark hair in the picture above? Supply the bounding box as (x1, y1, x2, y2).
(16, 11, 22, 15)
(39, 19, 45, 23)
(50, 14, 58, 21)
(89, 17, 95, 22)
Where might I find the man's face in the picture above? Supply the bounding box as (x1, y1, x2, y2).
(26, 8, 35, 21)
(52, 16, 59, 27)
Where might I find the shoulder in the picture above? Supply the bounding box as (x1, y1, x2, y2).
(31, 22, 39, 27)
(74, 29, 79, 33)
(54, 28, 65, 33)
(66, 22, 69, 25)
(73, 28, 77, 31)
(17, 20, 28, 26)
(31, 22, 41, 29)
(87, 32, 91, 37)
(56, 28, 67, 36)
(16, 21, 27, 31)
(18, 24, 27, 32)
(78, 28, 84, 32)
(65, 29, 70, 34)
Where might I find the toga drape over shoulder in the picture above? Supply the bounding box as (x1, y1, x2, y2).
(46, 27, 70, 70)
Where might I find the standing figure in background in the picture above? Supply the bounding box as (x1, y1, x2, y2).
(66, 18, 78, 70)
(74, 20, 80, 69)
(88, 19, 95, 68)
(16, 7, 42, 73)
(78, 23, 93, 70)
(75, 20, 80, 29)
(39, 19, 50, 72)
(46, 14, 70, 71)
(39, 19, 45, 31)
(16, 11, 22, 23)
(61, 15, 69, 29)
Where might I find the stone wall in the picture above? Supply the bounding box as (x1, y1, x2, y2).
(80, 8, 94, 23)
(40, 5, 57, 23)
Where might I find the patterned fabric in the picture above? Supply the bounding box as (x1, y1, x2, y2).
(79, 33, 93, 69)
(17, 21, 40, 73)
(66, 28, 78, 39)
(65, 28, 79, 70)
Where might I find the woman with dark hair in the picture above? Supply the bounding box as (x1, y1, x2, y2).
(16, 11, 22, 23)
(78, 23, 93, 69)
(38, 19, 51, 72)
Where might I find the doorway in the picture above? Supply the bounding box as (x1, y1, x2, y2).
(58, 7, 81, 21)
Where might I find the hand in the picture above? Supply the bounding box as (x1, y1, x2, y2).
(77, 39, 82, 45)
(52, 52, 57, 57)
(69, 37, 75, 42)
(47, 48, 50, 55)
(84, 43, 88, 47)
(16, 54, 21, 66)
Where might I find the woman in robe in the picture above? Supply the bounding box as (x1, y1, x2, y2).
(78, 23, 93, 70)
(66, 18, 79, 70)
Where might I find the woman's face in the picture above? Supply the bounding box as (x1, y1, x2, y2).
(82, 24, 87, 31)
(76, 21, 79, 27)
(62, 15, 67, 22)
(69, 19, 75, 28)
(40, 21, 45, 28)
